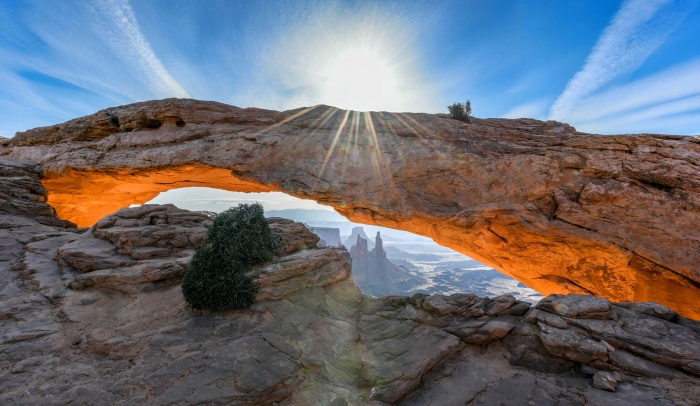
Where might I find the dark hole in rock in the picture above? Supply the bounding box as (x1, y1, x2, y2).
(637, 179, 675, 194)
(142, 119, 162, 129)
(163, 116, 186, 128)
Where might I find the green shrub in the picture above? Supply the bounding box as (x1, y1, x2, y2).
(181, 203, 280, 310)
(447, 100, 472, 122)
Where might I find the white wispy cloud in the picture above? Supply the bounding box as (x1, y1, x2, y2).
(577, 110, 700, 135)
(570, 58, 700, 135)
(563, 56, 700, 135)
(0, 0, 190, 137)
(94, 0, 190, 99)
(501, 100, 549, 120)
(549, 0, 689, 121)
(564, 57, 700, 123)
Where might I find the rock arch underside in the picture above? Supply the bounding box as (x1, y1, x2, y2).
(2, 98, 700, 319)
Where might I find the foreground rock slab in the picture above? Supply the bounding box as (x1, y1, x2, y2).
(2, 99, 700, 318)
(1, 201, 699, 404)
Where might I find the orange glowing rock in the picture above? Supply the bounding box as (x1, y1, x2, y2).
(42, 166, 273, 227)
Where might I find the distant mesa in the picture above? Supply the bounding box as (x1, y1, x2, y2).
(349, 230, 425, 297)
(308, 226, 342, 246)
(384, 245, 442, 262)
(265, 208, 346, 223)
(344, 226, 375, 250)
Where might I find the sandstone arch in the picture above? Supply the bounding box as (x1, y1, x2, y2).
(3, 98, 700, 318)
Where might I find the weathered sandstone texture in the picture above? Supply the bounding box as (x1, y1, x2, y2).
(1, 188, 700, 404)
(2, 99, 700, 319)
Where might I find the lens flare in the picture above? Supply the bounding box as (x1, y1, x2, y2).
(320, 46, 401, 112)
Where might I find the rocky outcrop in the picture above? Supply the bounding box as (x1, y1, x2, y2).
(0, 160, 81, 308)
(1, 98, 700, 319)
(370, 292, 700, 405)
(267, 217, 320, 255)
(350, 232, 425, 297)
(53, 205, 322, 294)
(56, 204, 210, 293)
(1, 202, 700, 404)
(0, 159, 74, 229)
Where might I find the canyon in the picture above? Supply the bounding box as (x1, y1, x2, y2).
(348, 232, 425, 297)
(1, 98, 699, 318)
(1, 160, 699, 404)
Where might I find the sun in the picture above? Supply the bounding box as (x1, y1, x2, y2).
(319, 46, 401, 112)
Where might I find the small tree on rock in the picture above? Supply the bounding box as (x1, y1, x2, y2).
(447, 100, 472, 123)
(181, 203, 280, 310)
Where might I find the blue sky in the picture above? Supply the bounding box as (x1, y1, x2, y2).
(1, 0, 699, 139)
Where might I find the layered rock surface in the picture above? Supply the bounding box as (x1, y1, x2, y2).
(2, 99, 699, 318)
(1, 196, 699, 404)
(0, 159, 74, 229)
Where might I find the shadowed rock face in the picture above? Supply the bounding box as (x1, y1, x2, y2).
(2, 98, 700, 318)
